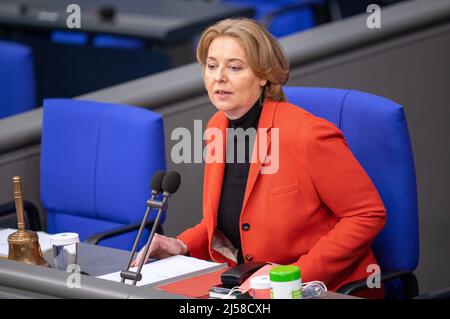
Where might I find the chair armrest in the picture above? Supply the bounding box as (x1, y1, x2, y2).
(336, 269, 419, 298)
(85, 221, 164, 245)
(0, 200, 42, 231)
(415, 286, 450, 299)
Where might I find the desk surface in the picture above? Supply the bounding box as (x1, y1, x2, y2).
(1, 242, 360, 299)
(43, 242, 130, 277)
(0, 0, 254, 43)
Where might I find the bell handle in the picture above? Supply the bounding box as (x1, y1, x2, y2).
(13, 176, 26, 232)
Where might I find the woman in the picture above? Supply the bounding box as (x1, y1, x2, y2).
(132, 18, 386, 293)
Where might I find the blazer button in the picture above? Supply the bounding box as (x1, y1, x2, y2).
(242, 223, 250, 231)
(245, 255, 253, 262)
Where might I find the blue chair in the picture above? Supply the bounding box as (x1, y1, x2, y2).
(51, 31, 145, 49)
(51, 31, 88, 46)
(0, 40, 36, 119)
(223, 0, 324, 37)
(284, 87, 419, 298)
(41, 99, 166, 250)
(92, 35, 146, 49)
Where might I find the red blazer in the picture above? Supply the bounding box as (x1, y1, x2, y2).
(177, 99, 386, 291)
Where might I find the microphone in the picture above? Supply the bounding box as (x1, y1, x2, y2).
(150, 170, 166, 199)
(120, 170, 166, 284)
(162, 171, 181, 196)
(120, 170, 181, 285)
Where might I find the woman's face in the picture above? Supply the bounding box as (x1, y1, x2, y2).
(203, 36, 266, 120)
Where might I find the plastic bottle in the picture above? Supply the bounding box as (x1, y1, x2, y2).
(269, 265, 302, 299)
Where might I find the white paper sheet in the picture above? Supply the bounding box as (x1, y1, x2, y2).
(97, 255, 224, 287)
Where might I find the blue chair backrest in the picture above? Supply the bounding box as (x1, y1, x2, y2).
(0, 40, 36, 118)
(223, 0, 320, 37)
(41, 99, 166, 250)
(51, 31, 88, 46)
(51, 31, 145, 49)
(283, 87, 419, 273)
(92, 35, 146, 49)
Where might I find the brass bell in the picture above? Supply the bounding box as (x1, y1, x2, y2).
(8, 176, 48, 267)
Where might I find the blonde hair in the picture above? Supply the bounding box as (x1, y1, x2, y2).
(196, 18, 289, 102)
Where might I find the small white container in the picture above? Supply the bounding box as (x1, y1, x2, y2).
(250, 275, 271, 299)
(50, 232, 79, 271)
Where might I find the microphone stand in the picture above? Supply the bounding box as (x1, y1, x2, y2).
(120, 194, 168, 286)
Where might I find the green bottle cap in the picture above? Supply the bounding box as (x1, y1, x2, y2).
(269, 265, 301, 282)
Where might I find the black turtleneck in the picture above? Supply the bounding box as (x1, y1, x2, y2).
(217, 98, 262, 264)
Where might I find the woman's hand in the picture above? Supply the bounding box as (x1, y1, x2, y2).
(130, 234, 188, 267)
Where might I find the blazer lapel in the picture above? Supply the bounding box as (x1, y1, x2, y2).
(205, 113, 228, 229)
(241, 100, 278, 214)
